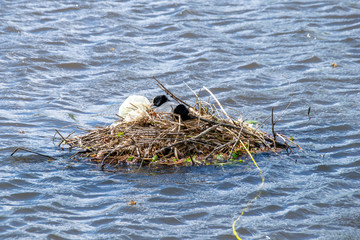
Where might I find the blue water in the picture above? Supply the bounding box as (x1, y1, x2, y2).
(1, 0, 359, 239)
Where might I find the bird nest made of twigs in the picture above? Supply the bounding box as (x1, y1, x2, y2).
(57, 78, 298, 169)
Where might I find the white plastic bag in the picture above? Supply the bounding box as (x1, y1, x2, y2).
(118, 95, 150, 118)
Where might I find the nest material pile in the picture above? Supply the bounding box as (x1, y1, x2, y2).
(60, 80, 296, 168)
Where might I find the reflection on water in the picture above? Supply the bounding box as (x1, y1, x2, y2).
(1, 0, 360, 239)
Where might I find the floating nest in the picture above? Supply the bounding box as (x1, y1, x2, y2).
(57, 78, 298, 168)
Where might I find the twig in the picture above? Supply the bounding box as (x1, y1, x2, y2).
(70, 150, 84, 159)
(271, 107, 276, 148)
(274, 74, 293, 124)
(55, 129, 73, 147)
(155, 124, 220, 155)
(228, 125, 244, 161)
(100, 145, 123, 170)
(274, 100, 292, 125)
(190, 114, 278, 147)
(59, 131, 75, 147)
(100, 151, 112, 170)
(183, 81, 201, 107)
(11, 147, 55, 159)
(185, 144, 195, 166)
(205, 140, 236, 160)
(153, 76, 191, 108)
(255, 115, 271, 130)
(52, 124, 76, 145)
(203, 86, 234, 124)
(276, 133, 302, 150)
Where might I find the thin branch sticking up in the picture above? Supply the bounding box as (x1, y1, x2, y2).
(153, 76, 192, 108)
(271, 107, 276, 148)
(203, 86, 234, 124)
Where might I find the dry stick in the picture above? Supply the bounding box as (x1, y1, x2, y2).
(255, 115, 271, 131)
(188, 85, 223, 123)
(271, 107, 276, 148)
(106, 157, 117, 166)
(143, 132, 165, 158)
(100, 145, 123, 170)
(141, 124, 183, 157)
(154, 124, 220, 155)
(156, 125, 219, 154)
(136, 146, 145, 170)
(136, 146, 141, 160)
(55, 129, 73, 147)
(189, 114, 277, 148)
(59, 131, 75, 147)
(115, 113, 124, 120)
(276, 133, 302, 150)
(174, 147, 179, 160)
(187, 139, 219, 147)
(185, 144, 195, 166)
(203, 86, 234, 124)
(205, 140, 236, 160)
(228, 125, 244, 161)
(256, 76, 293, 130)
(226, 125, 272, 149)
(70, 150, 84, 159)
(11, 147, 55, 159)
(184, 81, 202, 109)
(100, 150, 112, 170)
(274, 75, 293, 125)
(52, 124, 77, 145)
(275, 99, 292, 125)
(153, 76, 192, 108)
(274, 134, 291, 153)
(188, 114, 234, 129)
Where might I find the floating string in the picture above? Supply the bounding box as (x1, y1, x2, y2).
(232, 140, 265, 240)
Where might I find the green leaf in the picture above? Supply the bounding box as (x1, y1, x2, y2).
(117, 132, 124, 138)
(245, 120, 259, 125)
(68, 113, 76, 121)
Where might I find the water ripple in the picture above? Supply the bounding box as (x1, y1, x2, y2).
(1, 0, 360, 239)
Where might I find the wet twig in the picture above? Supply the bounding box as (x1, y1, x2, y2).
(11, 147, 55, 159)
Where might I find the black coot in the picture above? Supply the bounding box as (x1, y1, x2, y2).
(153, 95, 191, 121)
(174, 104, 191, 121)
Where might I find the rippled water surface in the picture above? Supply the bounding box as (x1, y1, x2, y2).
(1, 0, 360, 239)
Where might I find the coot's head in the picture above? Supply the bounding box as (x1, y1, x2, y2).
(173, 104, 191, 121)
(152, 95, 169, 107)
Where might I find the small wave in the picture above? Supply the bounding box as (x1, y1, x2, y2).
(297, 56, 322, 63)
(238, 62, 263, 70)
(56, 62, 87, 70)
(30, 27, 57, 34)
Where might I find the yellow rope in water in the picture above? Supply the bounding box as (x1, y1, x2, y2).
(232, 140, 265, 240)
